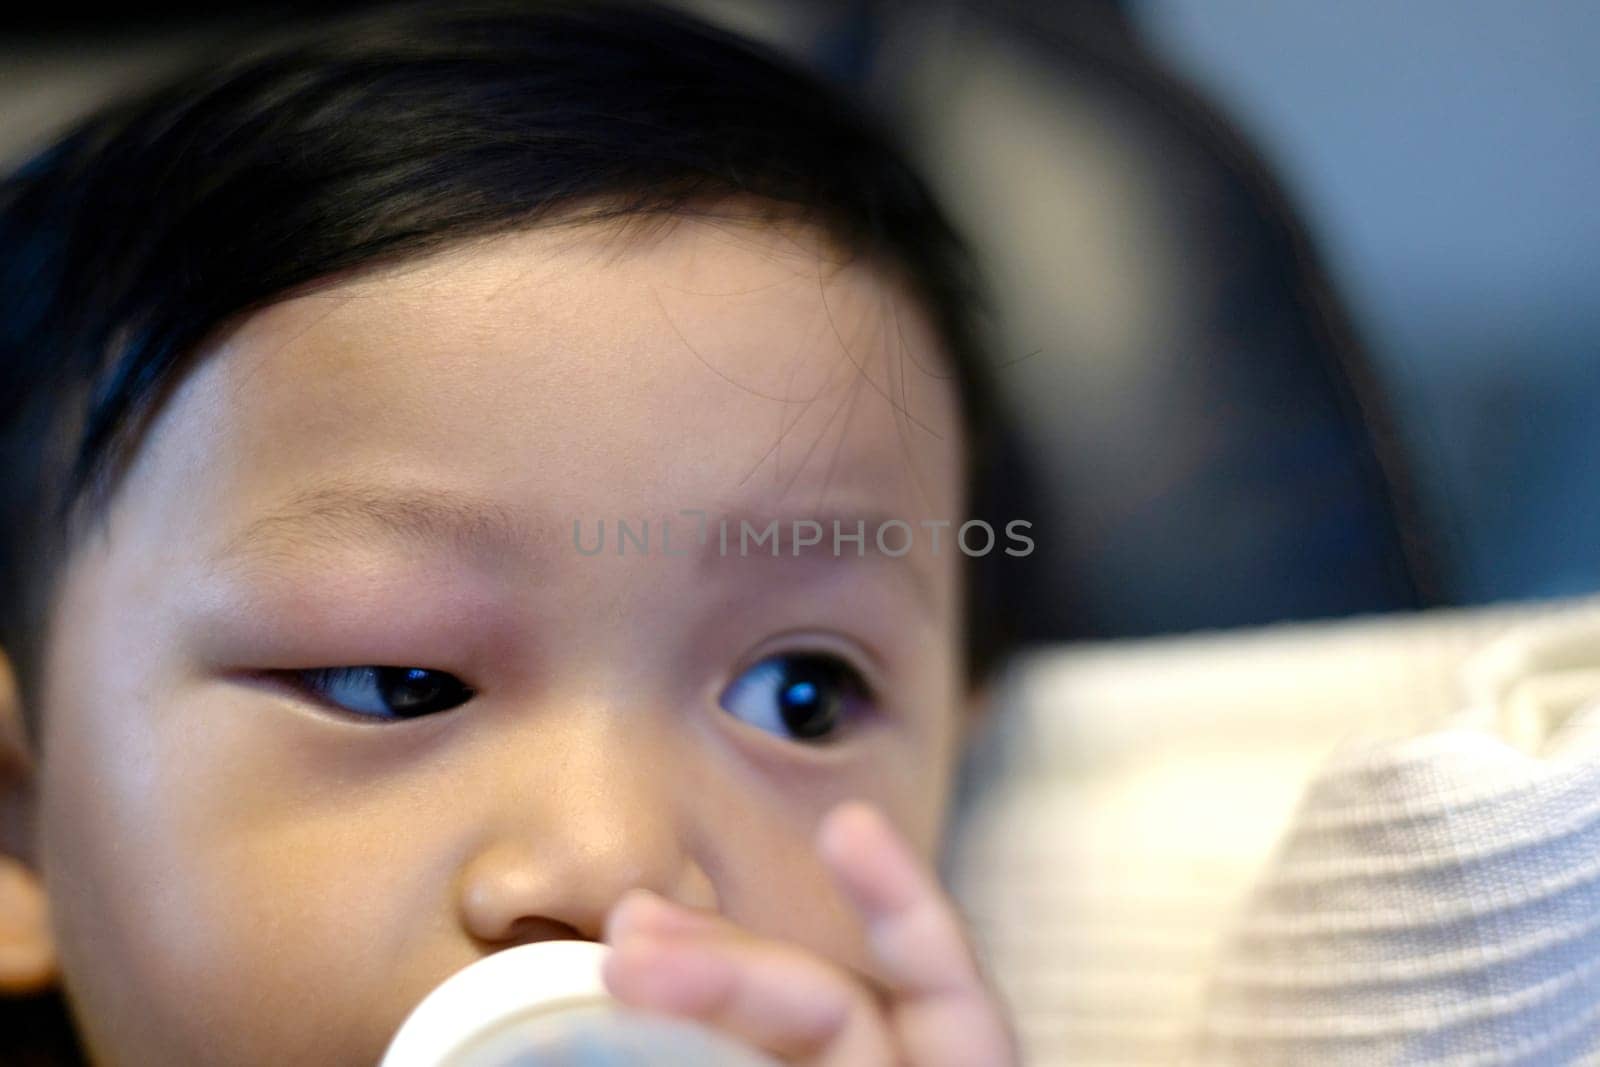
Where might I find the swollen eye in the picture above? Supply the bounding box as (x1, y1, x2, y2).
(294, 666, 474, 721)
(717, 653, 869, 743)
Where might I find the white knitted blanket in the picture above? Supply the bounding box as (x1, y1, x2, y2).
(944, 598, 1600, 1066)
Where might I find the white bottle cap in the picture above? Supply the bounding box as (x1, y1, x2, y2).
(381, 940, 612, 1067)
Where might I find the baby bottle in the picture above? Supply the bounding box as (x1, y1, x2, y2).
(380, 939, 779, 1067)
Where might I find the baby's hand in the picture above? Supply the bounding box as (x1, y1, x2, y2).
(601, 802, 1019, 1066)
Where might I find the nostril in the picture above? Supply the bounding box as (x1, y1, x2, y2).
(477, 915, 586, 952)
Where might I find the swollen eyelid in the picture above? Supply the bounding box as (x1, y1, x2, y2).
(291, 666, 474, 721)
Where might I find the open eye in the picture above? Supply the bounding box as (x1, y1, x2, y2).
(717, 652, 872, 743)
(285, 666, 474, 721)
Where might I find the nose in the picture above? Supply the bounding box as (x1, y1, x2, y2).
(452, 714, 717, 946)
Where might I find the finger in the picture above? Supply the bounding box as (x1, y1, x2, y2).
(604, 887, 731, 944)
(817, 801, 1017, 1066)
(603, 923, 898, 1066)
(816, 802, 975, 991)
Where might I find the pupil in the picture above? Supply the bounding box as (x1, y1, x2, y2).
(380, 667, 444, 714)
(778, 659, 842, 739)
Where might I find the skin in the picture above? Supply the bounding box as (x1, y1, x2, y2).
(0, 211, 1015, 1065)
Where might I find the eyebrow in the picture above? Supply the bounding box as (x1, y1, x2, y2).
(695, 507, 941, 612)
(208, 482, 942, 611)
(208, 480, 546, 575)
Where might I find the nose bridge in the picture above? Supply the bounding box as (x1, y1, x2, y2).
(454, 699, 711, 945)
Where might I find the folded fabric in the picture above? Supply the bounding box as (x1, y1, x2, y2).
(1189, 611, 1600, 1065)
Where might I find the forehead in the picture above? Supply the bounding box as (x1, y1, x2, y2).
(116, 216, 966, 565)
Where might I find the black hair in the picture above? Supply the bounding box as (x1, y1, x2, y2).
(0, 0, 1025, 744)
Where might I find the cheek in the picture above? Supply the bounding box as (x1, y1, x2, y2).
(693, 731, 958, 978)
(37, 681, 452, 1064)
(698, 793, 871, 974)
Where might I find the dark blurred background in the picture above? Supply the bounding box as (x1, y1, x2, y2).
(4, 0, 1596, 644)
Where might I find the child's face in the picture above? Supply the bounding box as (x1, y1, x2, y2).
(20, 217, 970, 1064)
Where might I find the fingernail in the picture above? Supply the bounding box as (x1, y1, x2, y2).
(605, 934, 692, 1002)
(603, 935, 730, 1015)
(602, 933, 671, 997)
(605, 888, 662, 943)
(817, 800, 885, 863)
(608, 889, 713, 944)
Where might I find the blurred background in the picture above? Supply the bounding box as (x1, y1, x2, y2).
(3, 0, 1596, 643)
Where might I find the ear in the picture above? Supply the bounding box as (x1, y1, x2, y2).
(0, 648, 57, 995)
